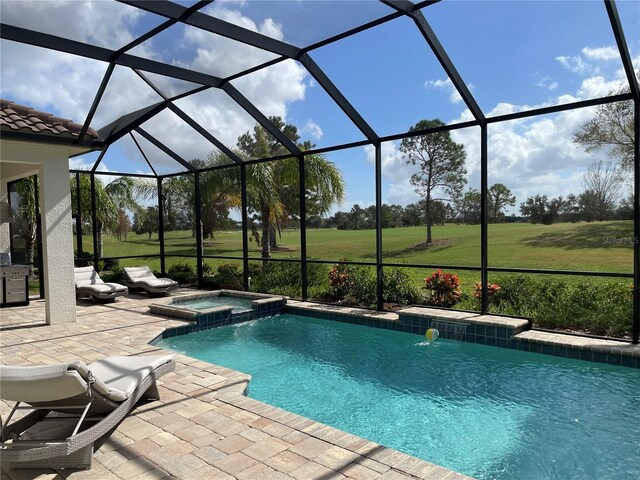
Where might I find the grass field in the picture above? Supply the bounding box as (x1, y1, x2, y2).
(87, 220, 633, 290)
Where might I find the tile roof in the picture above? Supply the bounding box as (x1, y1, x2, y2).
(0, 99, 98, 140)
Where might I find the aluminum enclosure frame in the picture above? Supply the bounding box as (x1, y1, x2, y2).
(3, 0, 637, 343)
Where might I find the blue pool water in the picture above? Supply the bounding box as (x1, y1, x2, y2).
(175, 295, 252, 313)
(158, 314, 640, 480)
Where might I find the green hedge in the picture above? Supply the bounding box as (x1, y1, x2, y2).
(458, 274, 633, 337)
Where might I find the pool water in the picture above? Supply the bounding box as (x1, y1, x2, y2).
(176, 295, 253, 313)
(158, 314, 640, 480)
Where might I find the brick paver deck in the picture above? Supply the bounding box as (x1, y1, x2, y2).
(0, 291, 472, 480)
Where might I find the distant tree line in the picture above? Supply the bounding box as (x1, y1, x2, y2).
(322, 183, 516, 230)
(520, 160, 632, 225)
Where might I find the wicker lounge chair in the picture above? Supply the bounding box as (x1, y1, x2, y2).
(123, 266, 178, 296)
(0, 355, 175, 470)
(74, 266, 128, 302)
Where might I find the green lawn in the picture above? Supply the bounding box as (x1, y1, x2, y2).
(84, 220, 633, 290)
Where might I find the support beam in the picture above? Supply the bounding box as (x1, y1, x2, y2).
(78, 63, 115, 144)
(633, 99, 639, 344)
(90, 174, 99, 267)
(157, 177, 166, 275)
(134, 127, 197, 172)
(375, 143, 384, 311)
(133, 69, 245, 165)
(604, 0, 640, 100)
(90, 146, 109, 174)
(298, 155, 308, 300)
(0, 24, 223, 88)
(75, 173, 83, 259)
(299, 54, 379, 143)
(480, 125, 489, 313)
(129, 133, 157, 176)
(97, 102, 168, 145)
(120, 0, 301, 58)
(240, 165, 250, 290)
(410, 11, 485, 122)
(222, 83, 302, 157)
(168, 104, 244, 165)
(194, 172, 204, 288)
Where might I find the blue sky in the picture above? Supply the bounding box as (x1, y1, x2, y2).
(1, 0, 639, 215)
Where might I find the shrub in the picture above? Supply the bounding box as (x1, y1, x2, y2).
(103, 258, 120, 270)
(74, 250, 93, 268)
(382, 268, 424, 306)
(326, 261, 423, 308)
(208, 263, 244, 290)
(166, 263, 196, 285)
(482, 275, 633, 337)
(99, 265, 125, 283)
(423, 269, 461, 307)
(250, 261, 328, 298)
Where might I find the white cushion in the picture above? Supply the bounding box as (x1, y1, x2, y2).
(0, 362, 89, 402)
(87, 355, 173, 400)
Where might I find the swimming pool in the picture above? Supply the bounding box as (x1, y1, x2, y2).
(157, 314, 640, 480)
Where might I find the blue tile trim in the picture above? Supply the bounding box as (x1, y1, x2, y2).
(157, 303, 640, 370)
(159, 299, 286, 338)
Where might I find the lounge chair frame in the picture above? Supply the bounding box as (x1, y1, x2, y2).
(74, 266, 128, 302)
(123, 266, 177, 296)
(0, 360, 174, 470)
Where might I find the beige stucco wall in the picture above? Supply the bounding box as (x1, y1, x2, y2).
(1, 139, 89, 324)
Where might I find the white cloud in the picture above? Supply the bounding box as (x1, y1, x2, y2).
(556, 55, 590, 74)
(1, 1, 311, 172)
(302, 120, 323, 140)
(582, 46, 619, 61)
(555, 45, 621, 77)
(424, 78, 464, 104)
(0, 0, 143, 49)
(535, 76, 558, 91)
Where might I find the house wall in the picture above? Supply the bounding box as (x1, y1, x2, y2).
(0, 139, 87, 324)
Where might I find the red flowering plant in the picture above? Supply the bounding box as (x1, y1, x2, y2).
(328, 262, 351, 299)
(473, 281, 501, 298)
(423, 269, 462, 307)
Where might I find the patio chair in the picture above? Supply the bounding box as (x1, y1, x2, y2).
(74, 266, 128, 302)
(123, 266, 178, 296)
(0, 355, 175, 470)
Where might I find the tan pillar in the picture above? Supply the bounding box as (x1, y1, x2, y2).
(39, 159, 76, 324)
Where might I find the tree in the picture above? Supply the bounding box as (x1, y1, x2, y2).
(349, 204, 366, 230)
(13, 176, 38, 274)
(573, 75, 637, 172)
(616, 194, 634, 220)
(453, 188, 481, 224)
(133, 206, 159, 239)
(560, 193, 580, 223)
(115, 209, 132, 241)
(71, 175, 117, 258)
(488, 183, 516, 222)
(70, 174, 150, 257)
(400, 119, 466, 244)
(239, 117, 345, 259)
(520, 195, 564, 225)
(580, 160, 622, 221)
(199, 153, 241, 239)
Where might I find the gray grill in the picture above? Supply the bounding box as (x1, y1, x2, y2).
(1, 265, 30, 307)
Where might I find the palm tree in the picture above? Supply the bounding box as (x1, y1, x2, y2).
(13, 176, 39, 274)
(71, 174, 151, 258)
(239, 118, 345, 259)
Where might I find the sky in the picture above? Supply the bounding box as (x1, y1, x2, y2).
(1, 0, 639, 216)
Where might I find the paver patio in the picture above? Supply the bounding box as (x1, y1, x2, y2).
(0, 290, 471, 480)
